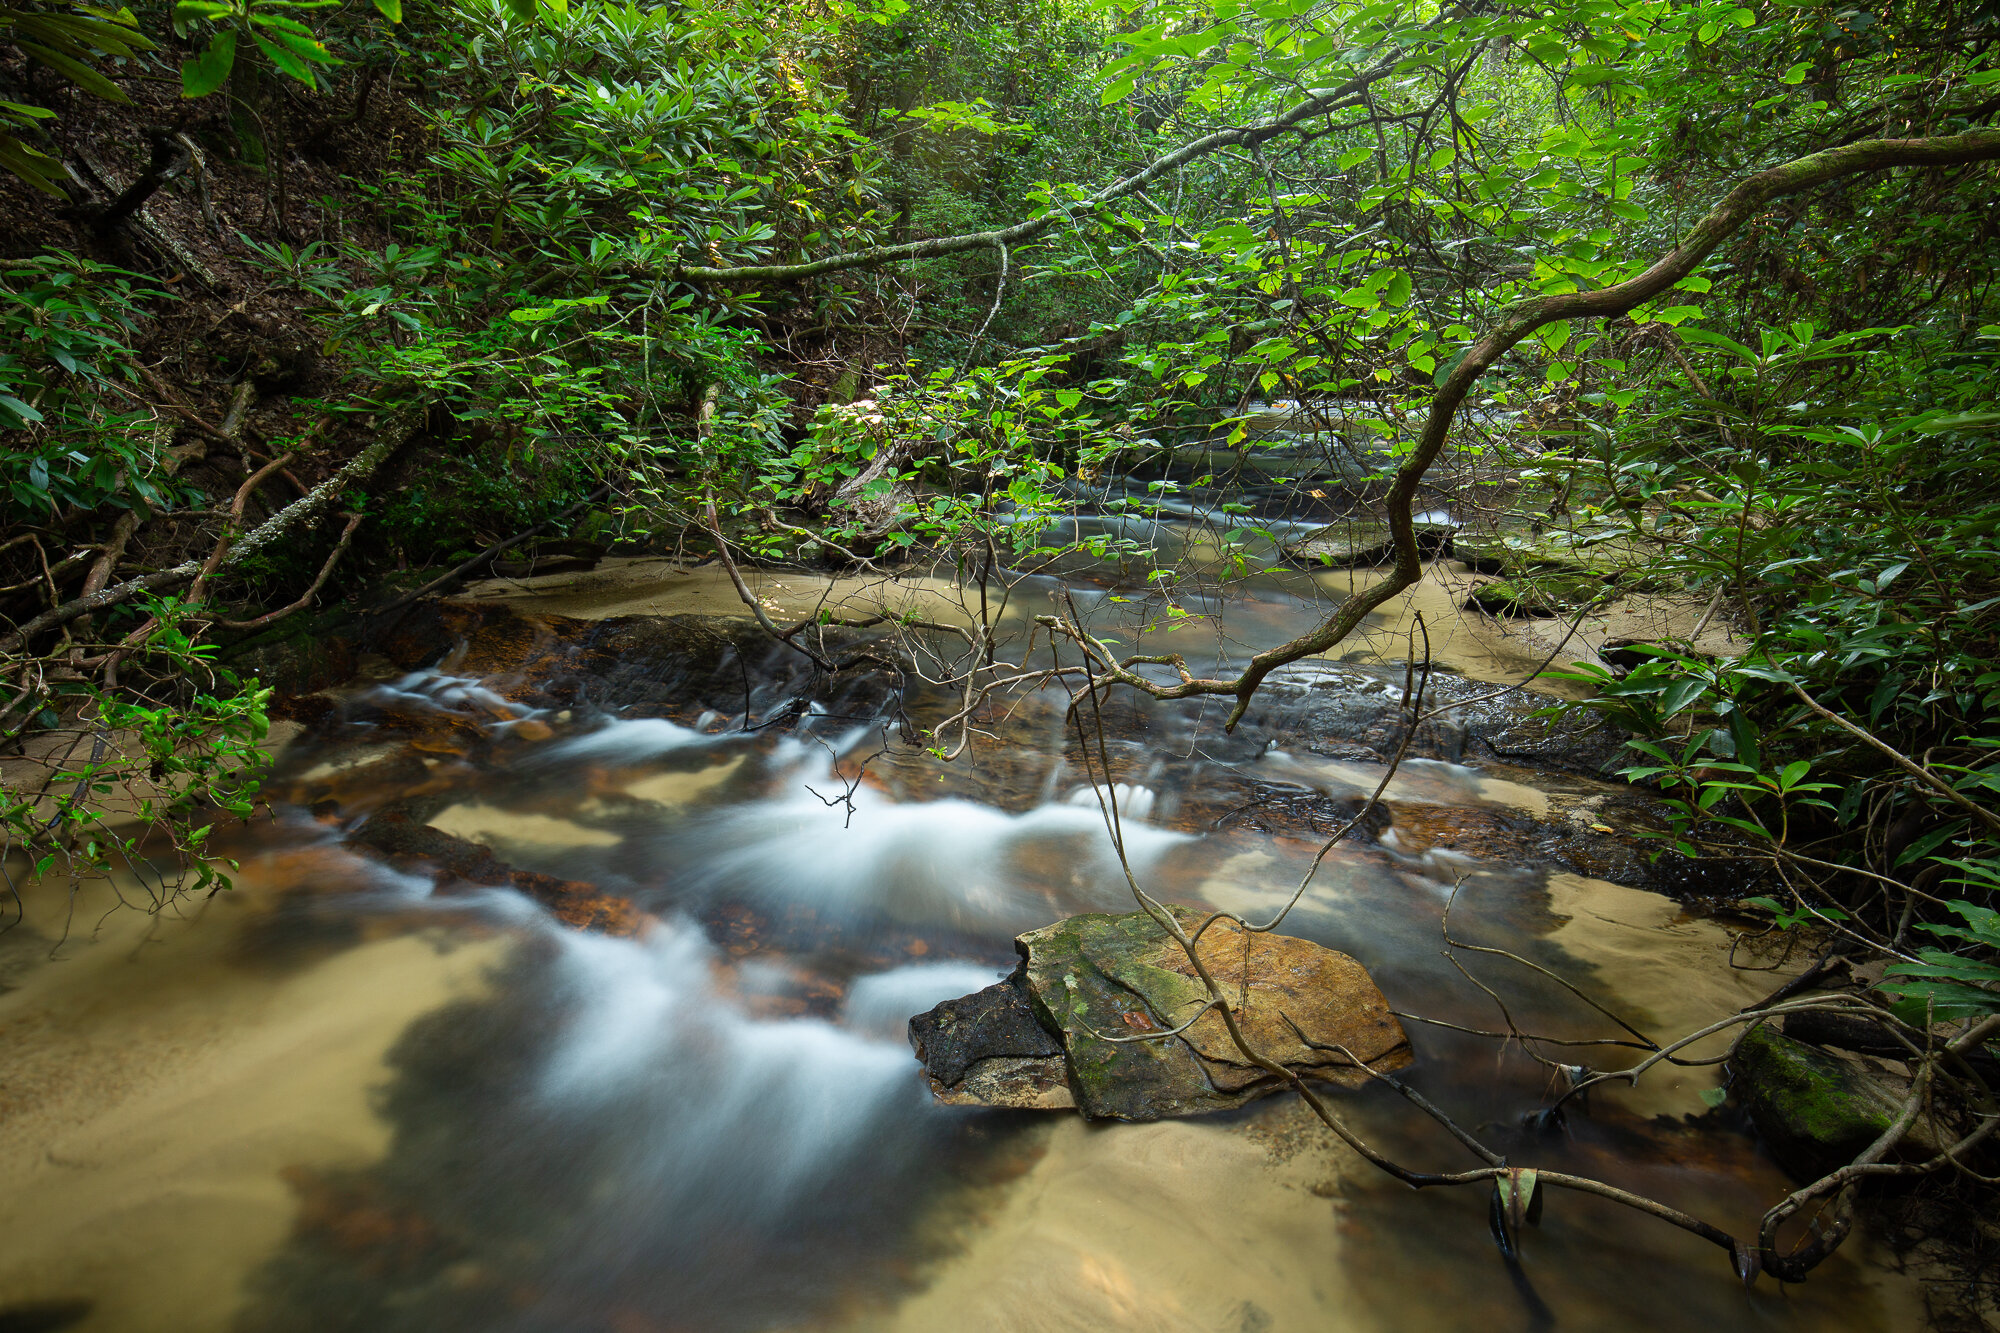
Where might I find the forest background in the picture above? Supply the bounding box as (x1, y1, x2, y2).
(1, 0, 1998, 1300)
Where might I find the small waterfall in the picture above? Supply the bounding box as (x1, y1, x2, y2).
(670, 765, 1188, 934)
(532, 919, 926, 1225)
(358, 669, 535, 720)
(842, 962, 1010, 1042)
(534, 715, 717, 764)
(1064, 782, 1158, 822)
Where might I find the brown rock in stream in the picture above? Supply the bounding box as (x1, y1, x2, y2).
(911, 908, 1410, 1120)
(1153, 914, 1410, 1094)
(347, 803, 641, 935)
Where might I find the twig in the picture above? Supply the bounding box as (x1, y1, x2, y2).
(1790, 681, 2000, 837)
(219, 512, 364, 629)
(189, 450, 295, 606)
(128, 363, 231, 442)
(1442, 877, 1661, 1050)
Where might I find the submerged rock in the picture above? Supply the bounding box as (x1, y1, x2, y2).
(911, 907, 1410, 1121)
(347, 801, 641, 935)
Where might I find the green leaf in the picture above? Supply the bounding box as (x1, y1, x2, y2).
(1894, 821, 1966, 867)
(1728, 711, 1761, 770)
(1659, 676, 1708, 718)
(250, 30, 316, 83)
(1496, 1167, 1542, 1235)
(1916, 410, 2000, 433)
(17, 41, 130, 103)
(372, 0, 402, 19)
(1679, 327, 1759, 361)
(181, 29, 236, 98)
(0, 135, 67, 196)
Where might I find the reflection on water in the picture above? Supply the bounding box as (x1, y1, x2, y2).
(232, 919, 982, 1333)
(0, 832, 507, 1333)
(0, 635, 1919, 1332)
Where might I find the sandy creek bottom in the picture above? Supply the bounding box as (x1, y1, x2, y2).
(0, 568, 1919, 1333)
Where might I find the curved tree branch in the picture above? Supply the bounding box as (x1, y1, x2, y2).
(1038, 126, 2000, 729)
(672, 59, 1402, 284)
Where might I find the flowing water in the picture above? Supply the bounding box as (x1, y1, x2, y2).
(0, 543, 1919, 1333)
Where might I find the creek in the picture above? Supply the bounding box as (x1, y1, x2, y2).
(0, 530, 1920, 1333)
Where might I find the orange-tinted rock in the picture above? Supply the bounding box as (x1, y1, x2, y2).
(1160, 912, 1412, 1091)
(1380, 801, 1535, 859)
(281, 1167, 457, 1280)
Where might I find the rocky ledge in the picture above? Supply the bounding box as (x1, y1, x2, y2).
(910, 907, 1410, 1120)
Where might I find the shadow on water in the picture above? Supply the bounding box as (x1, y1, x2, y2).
(233, 916, 1040, 1333)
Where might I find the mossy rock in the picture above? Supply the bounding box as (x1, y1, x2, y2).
(1453, 530, 1641, 579)
(1464, 573, 1608, 617)
(1732, 1026, 1910, 1180)
(1284, 515, 1455, 568)
(921, 907, 1414, 1121)
(1016, 908, 1224, 1120)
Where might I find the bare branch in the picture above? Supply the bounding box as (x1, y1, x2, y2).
(672, 64, 1400, 284)
(0, 407, 424, 655)
(1022, 127, 2000, 730)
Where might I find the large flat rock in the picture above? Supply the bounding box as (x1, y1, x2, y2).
(911, 908, 1410, 1121)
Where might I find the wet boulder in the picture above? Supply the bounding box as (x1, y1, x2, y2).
(911, 907, 1411, 1121)
(366, 600, 903, 724)
(1464, 573, 1609, 617)
(909, 973, 1074, 1111)
(1254, 660, 1633, 774)
(1731, 1025, 1957, 1181)
(1258, 661, 1473, 763)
